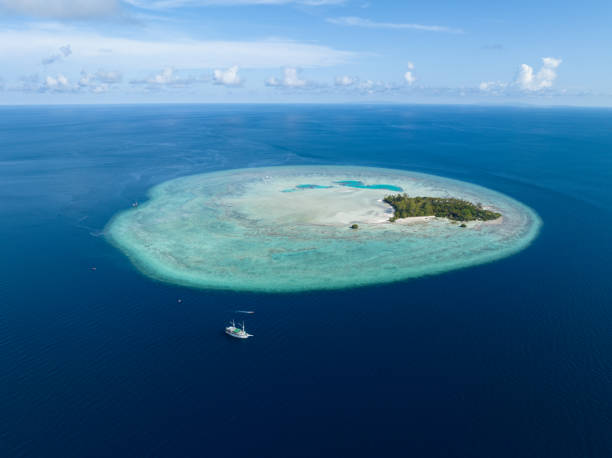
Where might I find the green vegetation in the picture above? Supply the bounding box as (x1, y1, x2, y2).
(383, 194, 501, 222)
(350, 224, 359, 229)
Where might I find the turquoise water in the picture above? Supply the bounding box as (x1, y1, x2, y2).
(282, 181, 401, 193)
(295, 184, 333, 189)
(107, 166, 539, 292)
(335, 180, 403, 191)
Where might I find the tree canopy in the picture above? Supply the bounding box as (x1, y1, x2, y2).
(383, 194, 501, 222)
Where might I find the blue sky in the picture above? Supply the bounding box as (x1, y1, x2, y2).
(1, 0, 610, 105)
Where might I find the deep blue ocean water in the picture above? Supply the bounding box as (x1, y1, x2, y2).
(1, 104, 611, 457)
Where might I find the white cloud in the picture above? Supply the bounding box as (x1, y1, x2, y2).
(402, 62, 416, 85)
(125, 0, 345, 9)
(283, 68, 306, 87)
(332, 67, 416, 94)
(0, 0, 344, 20)
(79, 72, 108, 93)
(41, 74, 73, 92)
(0, 28, 353, 70)
(79, 69, 122, 92)
(356, 79, 397, 94)
(335, 75, 355, 86)
(12, 68, 121, 93)
(213, 65, 242, 86)
(149, 67, 176, 84)
(334, 72, 409, 94)
(478, 57, 563, 95)
(0, 0, 118, 18)
(478, 81, 507, 92)
(265, 72, 404, 94)
(478, 81, 509, 96)
(41, 43, 72, 65)
(266, 67, 307, 88)
(130, 67, 195, 88)
(541, 57, 562, 68)
(326, 16, 463, 33)
(94, 69, 122, 83)
(515, 57, 562, 91)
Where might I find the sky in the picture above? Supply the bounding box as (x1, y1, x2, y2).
(0, 0, 611, 105)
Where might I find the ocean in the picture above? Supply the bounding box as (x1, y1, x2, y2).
(1, 104, 611, 457)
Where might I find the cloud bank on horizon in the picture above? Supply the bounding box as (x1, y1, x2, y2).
(0, 0, 607, 104)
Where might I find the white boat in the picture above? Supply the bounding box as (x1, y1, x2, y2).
(225, 320, 253, 339)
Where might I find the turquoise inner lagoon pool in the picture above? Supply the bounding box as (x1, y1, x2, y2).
(335, 180, 404, 191)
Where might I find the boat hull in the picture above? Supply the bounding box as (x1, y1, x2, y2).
(225, 327, 252, 339)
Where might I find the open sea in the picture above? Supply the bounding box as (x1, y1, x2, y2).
(1, 104, 612, 457)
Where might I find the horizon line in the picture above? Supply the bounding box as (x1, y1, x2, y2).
(0, 101, 611, 110)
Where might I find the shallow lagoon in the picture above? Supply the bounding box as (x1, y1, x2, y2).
(107, 165, 540, 292)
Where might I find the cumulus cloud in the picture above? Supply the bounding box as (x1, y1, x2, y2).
(41, 44, 72, 65)
(147, 67, 180, 85)
(404, 62, 416, 85)
(266, 67, 307, 88)
(212, 65, 242, 86)
(11, 68, 121, 93)
(79, 69, 122, 92)
(478, 81, 507, 93)
(0, 0, 118, 19)
(40, 74, 73, 92)
(404, 72, 416, 84)
(335, 75, 356, 86)
(334, 70, 413, 94)
(478, 57, 563, 95)
(515, 57, 562, 91)
(326, 16, 462, 33)
(79, 72, 107, 93)
(355, 79, 398, 94)
(265, 72, 405, 94)
(130, 67, 197, 89)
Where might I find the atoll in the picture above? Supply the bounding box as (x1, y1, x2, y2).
(106, 166, 540, 292)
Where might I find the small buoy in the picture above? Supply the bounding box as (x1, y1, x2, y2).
(177, 298, 183, 303)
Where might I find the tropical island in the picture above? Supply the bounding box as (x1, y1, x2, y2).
(383, 194, 502, 222)
(106, 166, 538, 292)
